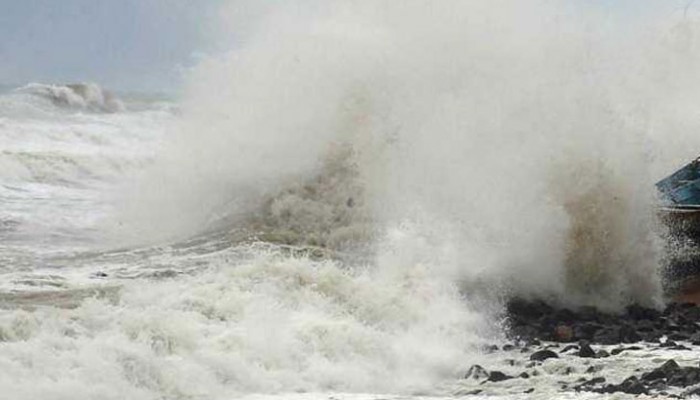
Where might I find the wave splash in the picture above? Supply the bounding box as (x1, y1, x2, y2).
(85, 2, 700, 397)
(16, 82, 125, 113)
(117, 1, 700, 311)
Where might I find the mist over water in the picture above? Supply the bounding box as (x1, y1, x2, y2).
(7, 1, 700, 399)
(124, 0, 700, 309)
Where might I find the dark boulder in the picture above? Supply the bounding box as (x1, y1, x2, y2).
(618, 376, 649, 395)
(578, 343, 596, 358)
(642, 360, 680, 382)
(488, 371, 512, 382)
(668, 367, 700, 387)
(530, 349, 559, 362)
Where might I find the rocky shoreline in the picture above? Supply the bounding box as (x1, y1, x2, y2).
(462, 299, 700, 397)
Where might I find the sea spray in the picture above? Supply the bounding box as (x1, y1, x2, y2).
(117, 0, 684, 308)
(9, 1, 700, 399)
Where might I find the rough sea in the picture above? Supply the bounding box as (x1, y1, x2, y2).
(6, 2, 700, 399)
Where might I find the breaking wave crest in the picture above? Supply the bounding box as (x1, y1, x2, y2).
(16, 82, 125, 113)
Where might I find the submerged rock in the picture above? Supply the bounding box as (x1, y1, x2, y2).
(595, 349, 610, 358)
(574, 376, 606, 391)
(464, 364, 489, 380)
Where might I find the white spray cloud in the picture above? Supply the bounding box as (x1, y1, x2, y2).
(117, 1, 700, 310)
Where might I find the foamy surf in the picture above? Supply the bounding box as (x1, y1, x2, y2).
(6, 1, 700, 399)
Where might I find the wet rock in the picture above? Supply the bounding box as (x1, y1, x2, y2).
(578, 343, 596, 358)
(670, 344, 691, 351)
(669, 332, 690, 341)
(502, 344, 515, 351)
(594, 327, 621, 345)
(642, 360, 680, 382)
(620, 325, 642, 343)
(530, 349, 558, 362)
(690, 332, 700, 345)
(626, 304, 661, 321)
(586, 365, 604, 373)
(683, 386, 700, 398)
(511, 325, 540, 341)
(596, 376, 648, 395)
(560, 344, 578, 353)
(611, 345, 643, 355)
(634, 319, 655, 333)
(574, 376, 606, 391)
(574, 322, 602, 341)
(617, 376, 649, 395)
(464, 364, 489, 380)
(595, 349, 610, 358)
(667, 366, 700, 387)
(505, 299, 700, 347)
(519, 372, 530, 379)
(507, 299, 552, 320)
(610, 346, 625, 355)
(488, 371, 512, 382)
(523, 388, 534, 394)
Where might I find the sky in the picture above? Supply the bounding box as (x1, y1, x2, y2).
(0, 0, 690, 93)
(0, 0, 223, 92)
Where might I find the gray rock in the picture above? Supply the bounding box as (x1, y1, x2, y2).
(464, 364, 489, 380)
(530, 349, 558, 362)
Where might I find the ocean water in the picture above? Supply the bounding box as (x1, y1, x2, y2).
(7, 2, 700, 399)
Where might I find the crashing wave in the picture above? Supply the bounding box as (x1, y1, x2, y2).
(16, 82, 125, 113)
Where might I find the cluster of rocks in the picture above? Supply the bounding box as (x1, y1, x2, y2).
(574, 359, 700, 397)
(460, 299, 700, 396)
(506, 299, 700, 345)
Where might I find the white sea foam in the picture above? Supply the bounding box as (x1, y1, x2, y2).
(6, 2, 700, 399)
(0, 250, 488, 398)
